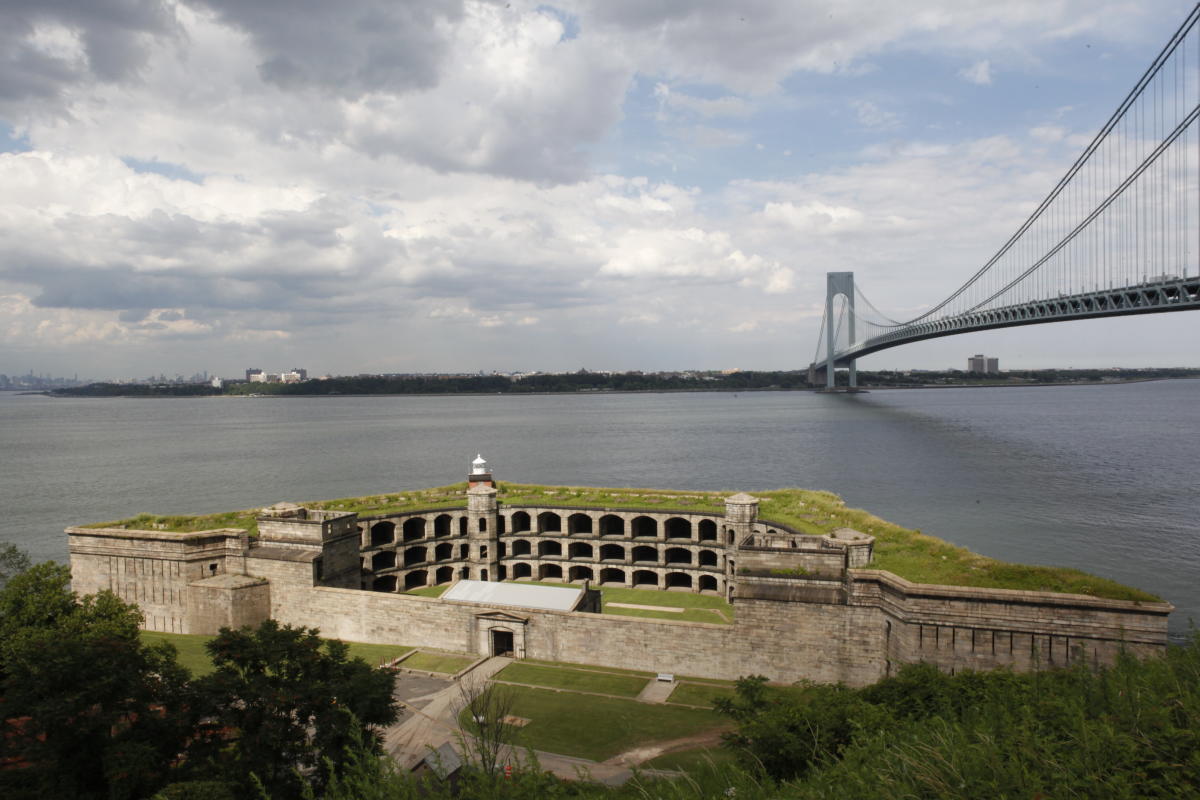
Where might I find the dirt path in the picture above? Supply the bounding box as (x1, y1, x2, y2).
(601, 726, 732, 767)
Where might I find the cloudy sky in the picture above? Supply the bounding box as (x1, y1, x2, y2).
(2, 0, 1198, 380)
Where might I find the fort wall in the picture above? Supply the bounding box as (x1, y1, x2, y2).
(69, 526, 249, 633)
(66, 478, 1173, 686)
(253, 553, 888, 684)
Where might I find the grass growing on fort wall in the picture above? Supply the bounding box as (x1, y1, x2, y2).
(90, 481, 1160, 602)
(83, 509, 261, 536)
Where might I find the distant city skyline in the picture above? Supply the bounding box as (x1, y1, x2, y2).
(2, 1, 1198, 378)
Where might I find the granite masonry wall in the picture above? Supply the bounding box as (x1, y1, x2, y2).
(69, 526, 249, 633)
(252, 553, 888, 685)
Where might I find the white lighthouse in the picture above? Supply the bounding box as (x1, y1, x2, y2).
(469, 454, 494, 487)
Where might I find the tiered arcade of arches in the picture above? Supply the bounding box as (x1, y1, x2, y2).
(359, 505, 742, 596)
(354, 488, 866, 603)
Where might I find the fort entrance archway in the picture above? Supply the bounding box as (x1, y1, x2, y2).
(491, 628, 514, 656)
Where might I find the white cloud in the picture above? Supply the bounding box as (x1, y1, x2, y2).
(654, 83, 754, 118)
(960, 59, 993, 85)
(0, 0, 1189, 374)
(1030, 124, 1066, 142)
(852, 100, 900, 129)
(763, 201, 866, 231)
(566, 0, 1158, 93)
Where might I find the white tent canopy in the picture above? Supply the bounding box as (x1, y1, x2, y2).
(442, 579, 584, 612)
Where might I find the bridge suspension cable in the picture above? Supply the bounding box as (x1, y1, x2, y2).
(813, 3, 1200, 377)
(893, 2, 1200, 326)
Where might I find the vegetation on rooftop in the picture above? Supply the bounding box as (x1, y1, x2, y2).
(83, 481, 1158, 602)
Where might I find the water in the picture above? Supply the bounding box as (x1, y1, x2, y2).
(2, 381, 1196, 633)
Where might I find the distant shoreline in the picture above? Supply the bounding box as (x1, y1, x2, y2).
(31, 374, 1200, 399)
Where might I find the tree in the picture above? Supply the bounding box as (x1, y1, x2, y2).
(716, 675, 892, 781)
(0, 562, 196, 800)
(187, 620, 399, 799)
(0, 542, 31, 589)
(455, 676, 520, 781)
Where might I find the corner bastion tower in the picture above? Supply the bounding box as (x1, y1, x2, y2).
(68, 455, 1171, 687)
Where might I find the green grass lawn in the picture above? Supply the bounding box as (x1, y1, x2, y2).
(475, 685, 724, 761)
(512, 580, 734, 623)
(404, 584, 449, 597)
(341, 642, 415, 665)
(496, 663, 649, 697)
(141, 631, 216, 676)
(402, 650, 476, 674)
(139, 631, 412, 676)
(668, 682, 738, 708)
(600, 586, 734, 624)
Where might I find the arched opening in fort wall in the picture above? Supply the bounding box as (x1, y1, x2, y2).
(403, 518, 425, 542)
(370, 521, 395, 547)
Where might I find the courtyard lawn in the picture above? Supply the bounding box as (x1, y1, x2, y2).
(404, 584, 449, 598)
(600, 586, 733, 624)
(515, 580, 734, 623)
(139, 631, 413, 676)
(402, 650, 476, 674)
(668, 681, 738, 708)
(496, 662, 649, 698)
(477, 685, 724, 762)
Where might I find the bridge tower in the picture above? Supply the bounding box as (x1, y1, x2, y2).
(824, 272, 856, 389)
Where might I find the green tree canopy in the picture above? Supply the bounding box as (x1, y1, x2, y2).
(187, 620, 399, 799)
(0, 562, 195, 800)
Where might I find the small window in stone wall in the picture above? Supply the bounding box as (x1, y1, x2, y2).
(208, 563, 217, 575)
(479, 518, 487, 532)
(481, 545, 488, 559)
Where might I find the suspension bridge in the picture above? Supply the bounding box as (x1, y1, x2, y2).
(810, 5, 1200, 388)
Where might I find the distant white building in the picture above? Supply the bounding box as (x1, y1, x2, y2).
(245, 367, 307, 383)
(968, 354, 1000, 374)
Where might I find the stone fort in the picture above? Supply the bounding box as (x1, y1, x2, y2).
(67, 457, 1172, 687)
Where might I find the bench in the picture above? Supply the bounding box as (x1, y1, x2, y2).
(656, 672, 675, 682)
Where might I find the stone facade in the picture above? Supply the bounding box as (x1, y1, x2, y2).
(66, 476, 1173, 687)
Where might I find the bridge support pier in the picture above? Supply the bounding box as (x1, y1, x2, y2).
(825, 272, 856, 389)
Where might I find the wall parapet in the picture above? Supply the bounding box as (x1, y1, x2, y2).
(849, 569, 1173, 615)
(850, 569, 1172, 646)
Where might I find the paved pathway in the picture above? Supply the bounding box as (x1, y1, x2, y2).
(383, 656, 512, 770)
(636, 678, 676, 704)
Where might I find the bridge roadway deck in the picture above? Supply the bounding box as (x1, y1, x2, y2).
(812, 276, 1200, 372)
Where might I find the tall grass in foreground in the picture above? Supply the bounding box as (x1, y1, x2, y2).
(260, 633, 1200, 799)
